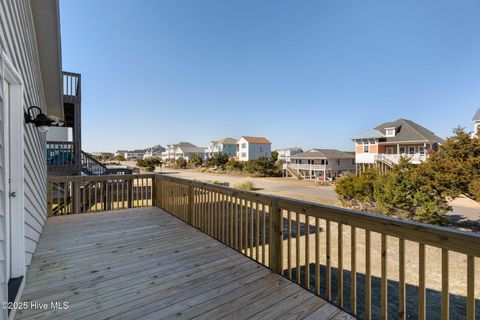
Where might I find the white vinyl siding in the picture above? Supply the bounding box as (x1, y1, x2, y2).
(0, 0, 49, 307)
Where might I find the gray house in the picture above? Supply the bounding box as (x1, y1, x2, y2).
(284, 149, 355, 180)
(0, 0, 64, 315)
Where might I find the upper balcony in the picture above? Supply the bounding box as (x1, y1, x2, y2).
(14, 174, 480, 319)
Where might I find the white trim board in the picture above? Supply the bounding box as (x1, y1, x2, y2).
(1, 50, 25, 284)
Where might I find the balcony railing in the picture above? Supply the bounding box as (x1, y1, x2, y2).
(47, 141, 77, 173)
(283, 163, 327, 171)
(47, 174, 155, 216)
(62, 71, 81, 103)
(46, 174, 480, 319)
(375, 153, 427, 165)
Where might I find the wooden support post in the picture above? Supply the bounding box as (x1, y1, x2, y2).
(187, 184, 194, 225)
(151, 175, 156, 206)
(47, 180, 53, 217)
(127, 178, 133, 208)
(269, 200, 283, 274)
(72, 181, 81, 214)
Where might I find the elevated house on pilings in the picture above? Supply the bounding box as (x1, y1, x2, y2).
(353, 119, 444, 174)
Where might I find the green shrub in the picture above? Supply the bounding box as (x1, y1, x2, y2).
(189, 154, 203, 167)
(175, 157, 187, 169)
(233, 181, 255, 191)
(137, 157, 162, 168)
(206, 153, 230, 168)
(225, 159, 243, 172)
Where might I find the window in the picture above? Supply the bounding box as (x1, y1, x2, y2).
(385, 128, 396, 137)
(386, 147, 393, 154)
(409, 146, 416, 154)
(260, 147, 263, 152)
(419, 146, 425, 155)
(241, 143, 246, 149)
(336, 159, 340, 165)
(399, 147, 406, 154)
(241, 152, 246, 157)
(364, 145, 369, 153)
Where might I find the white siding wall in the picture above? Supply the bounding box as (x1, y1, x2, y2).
(0, 0, 49, 307)
(247, 143, 271, 160)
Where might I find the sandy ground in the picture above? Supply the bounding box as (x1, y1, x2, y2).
(136, 165, 480, 231)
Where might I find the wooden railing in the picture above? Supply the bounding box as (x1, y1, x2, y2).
(47, 141, 77, 173)
(62, 71, 81, 103)
(47, 174, 155, 216)
(155, 174, 480, 320)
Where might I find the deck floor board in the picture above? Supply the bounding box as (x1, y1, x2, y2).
(16, 207, 351, 320)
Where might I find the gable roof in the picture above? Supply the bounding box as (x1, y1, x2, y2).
(473, 109, 480, 122)
(373, 119, 444, 143)
(291, 149, 355, 160)
(352, 129, 385, 140)
(240, 136, 271, 144)
(218, 137, 238, 144)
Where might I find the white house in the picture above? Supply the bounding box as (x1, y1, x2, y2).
(162, 142, 205, 162)
(285, 149, 355, 180)
(115, 150, 128, 158)
(175, 144, 206, 161)
(236, 136, 272, 161)
(205, 137, 237, 158)
(144, 145, 165, 159)
(125, 149, 145, 160)
(276, 147, 303, 163)
(473, 109, 480, 137)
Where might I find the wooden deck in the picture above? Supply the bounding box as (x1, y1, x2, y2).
(16, 207, 352, 320)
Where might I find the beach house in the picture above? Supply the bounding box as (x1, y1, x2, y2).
(284, 149, 355, 180)
(236, 136, 272, 161)
(353, 119, 444, 172)
(205, 137, 237, 158)
(143, 145, 165, 159)
(276, 147, 303, 163)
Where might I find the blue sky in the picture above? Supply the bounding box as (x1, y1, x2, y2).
(60, 0, 480, 153)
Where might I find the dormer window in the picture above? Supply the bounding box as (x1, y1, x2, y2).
(385, 127, 396, 137)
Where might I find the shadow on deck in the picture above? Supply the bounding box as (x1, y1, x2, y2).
(16, 207, 352, 320)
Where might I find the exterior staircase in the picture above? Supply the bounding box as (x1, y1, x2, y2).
(284, 164, 303, 180)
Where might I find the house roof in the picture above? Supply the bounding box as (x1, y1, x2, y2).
(240, 136, 271, 144)
(177, 145, 206, 153)
(373, 119, 444, 143)
(218, 137, 238, 144)
(352, 129, 385, 140)
(473, 109, 480, 121)
(291, 149, 355, 160)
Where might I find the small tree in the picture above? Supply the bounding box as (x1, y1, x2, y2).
(335, 168, 378, 210)
(225, 159, 243, 172)
(189, 154, 203, 167)
(176, 157, 187, 169)
(374, 158, 450, 225)
(206, 153, 230, 168)
(115, 155, 126, 162)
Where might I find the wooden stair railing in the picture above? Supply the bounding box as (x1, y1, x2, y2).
(81, 151, 112, 175)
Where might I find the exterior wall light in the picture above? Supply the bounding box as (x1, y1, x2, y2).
(24, 106, 64, 133)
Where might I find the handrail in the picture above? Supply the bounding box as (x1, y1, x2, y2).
(155, 174, 480, 320)
(47, 174, 155, 215)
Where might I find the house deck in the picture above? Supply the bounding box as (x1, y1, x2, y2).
(16, 207, 351, 320)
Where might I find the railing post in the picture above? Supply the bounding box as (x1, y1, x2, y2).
(269, 200, 283, 274)
(127, 177, 133, 208)
(72, 181, 81, 214)
(47, 180, 53, 217)
(151, 175, 156, 206)
(158, 175, 163, 209)
(187, 183, 194, 225)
